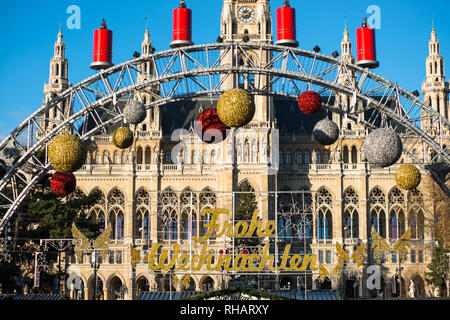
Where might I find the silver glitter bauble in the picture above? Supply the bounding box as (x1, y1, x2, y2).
(312, 119, 340, 145)
(363, 128, 403, 167)
(123, 100, 146, 125)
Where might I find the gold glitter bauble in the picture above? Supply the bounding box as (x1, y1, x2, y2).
(217, 89, 255, 128)
(112, 127, 134, 149)
(395, 164, 421, 190)
(48, 134, 87, 173)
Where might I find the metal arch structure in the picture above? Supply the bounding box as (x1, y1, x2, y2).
(0, 42, 449, 234)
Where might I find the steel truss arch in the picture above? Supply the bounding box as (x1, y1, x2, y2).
(0, 42, 449, 233)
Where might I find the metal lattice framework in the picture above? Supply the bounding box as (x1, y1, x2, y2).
(0, 42, 449, 234)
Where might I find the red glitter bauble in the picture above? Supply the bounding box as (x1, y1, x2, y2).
(195, 108, 230, 144)
(50, 172, 77, 197)
(298, 91, 322, 115)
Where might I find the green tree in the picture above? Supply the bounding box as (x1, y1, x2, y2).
(424, 240, 449, 296)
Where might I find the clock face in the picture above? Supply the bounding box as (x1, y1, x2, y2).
(238, 6, 255, 23)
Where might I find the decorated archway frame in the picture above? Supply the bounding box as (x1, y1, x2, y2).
(1, 42, 449, 233)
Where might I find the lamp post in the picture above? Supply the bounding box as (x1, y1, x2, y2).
(90, 250, 101, 300)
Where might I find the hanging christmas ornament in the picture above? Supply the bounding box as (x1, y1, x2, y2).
(298, 91, 322, 115)
(363, 128, 403, 167)
(48, 134, 87, 173)
(195, 108, 230, 144)
(112, 127, 134, 149)
(123, 100, 146, 125)
(50, 172, 77, 197)
(395, 164, 421, 190)
(217, 89, 255, 128)
(312, 119, 340, 145)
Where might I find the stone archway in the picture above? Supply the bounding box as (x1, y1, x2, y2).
(200, 276, 215, 292)
(136, 275, 150, 295)
(163, 275, 176, 292)
(88, 275, 104, 300)
(391, 275, 406, 298)
(108, 276, 125, 300)
(410, 274, 425, 298)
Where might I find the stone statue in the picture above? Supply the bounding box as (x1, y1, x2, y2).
(335, 147, 342, 163)
(252, 140, 258, 163)
(360, 145, 366, 162)
(433, 286, 441, 298)
(409, 279, 415, 298)
(261, 136, 268, 162)
(311, 150, 317, 164)
(329, 149, 335, 164)
(236, 139, 243, 163)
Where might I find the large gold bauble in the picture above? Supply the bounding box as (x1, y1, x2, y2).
(217, 89, 255, 128)
(395, 164, 421, 190)
(48, 134, 87, 173)
(112, 127, 134, 149)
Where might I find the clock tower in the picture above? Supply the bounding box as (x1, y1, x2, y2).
(220, 0, 274, 126)
(221, 0, 272, 44)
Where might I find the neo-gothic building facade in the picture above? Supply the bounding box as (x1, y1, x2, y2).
(42, 0, 449, 300)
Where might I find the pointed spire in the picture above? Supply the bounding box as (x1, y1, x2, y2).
(179, 0, 187, 8)
(362, 17, 368, 28)
(282, 0, 291, 7)
(100, 18, 107, 29)
(144, 17, 150, 40)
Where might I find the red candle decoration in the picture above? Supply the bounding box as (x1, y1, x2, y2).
(195, 108, 230, 144)
(50, 172, 77, 197)
(90, 19, 114, 70)
(298, 91, 322, 115)
(356, 17, 379, 69)
(275, 0, 299, 47)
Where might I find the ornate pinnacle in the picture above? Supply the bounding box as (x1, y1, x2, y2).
(282, 0, 291, 7)
(179, 0, 187, 8)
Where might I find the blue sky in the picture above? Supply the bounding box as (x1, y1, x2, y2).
(0, 0, 449, 139)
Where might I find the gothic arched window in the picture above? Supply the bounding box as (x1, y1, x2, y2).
(145, 147, 151, 164)
(137, 147, 143, 165)
(389, 207, 405, 239)
(351, 146, 358, 164)
(108, 188, 125, 207)
(136, 188, 150, 207)
(304, 150, 311, 164)
(343, 187, 359, 207)
(295, 150, 302, 164)
(317, 207, 332, 239)
(285, 150, 291, 165)
(343, 206, 359, 239)
(389, 187, 405, 206)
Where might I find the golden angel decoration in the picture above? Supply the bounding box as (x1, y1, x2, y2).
(393, 229, 411, 263)
(318, 262, 330, 280)
(333, 242, 349, 277)
(351, 243, 365, 267)
(371, 227, 390, 262)
(130, 244, 147, 269)
(71, 223, 112, 261)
